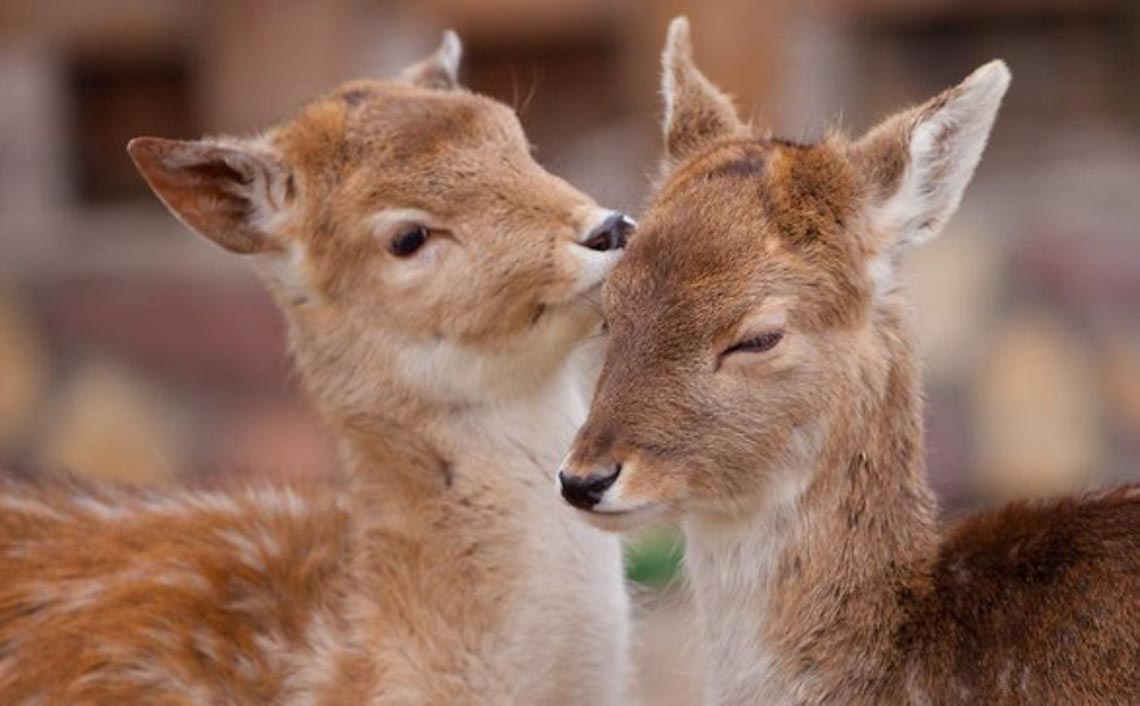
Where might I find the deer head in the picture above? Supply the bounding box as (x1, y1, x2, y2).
(559, 18, 1009, 528)
(129, 32, 634, 425)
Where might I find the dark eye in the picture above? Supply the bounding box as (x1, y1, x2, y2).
(724, 331, 784, 356)
(390, 226, 429, 257)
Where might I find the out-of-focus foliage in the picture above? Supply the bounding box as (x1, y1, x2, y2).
(626, 526, 685, 587)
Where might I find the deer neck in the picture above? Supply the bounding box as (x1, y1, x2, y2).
(330, 345, 627, 704)
(685, 306, 940, 706)
(284, 302, 599, 521)
(328, 352, 593, 532)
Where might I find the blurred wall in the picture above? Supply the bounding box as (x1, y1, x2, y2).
(2, 0, 1135, 500)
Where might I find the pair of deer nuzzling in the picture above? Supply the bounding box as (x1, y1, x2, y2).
(2, 16, 1136, 706)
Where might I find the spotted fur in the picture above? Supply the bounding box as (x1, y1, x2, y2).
(3, 33, 630, 705)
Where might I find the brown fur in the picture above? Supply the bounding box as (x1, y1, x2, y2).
(2, 34, 630, 705)
(562, 18, 1139, 706)
(0, 481, 354, 704)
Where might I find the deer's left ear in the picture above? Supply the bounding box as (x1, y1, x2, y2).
(401, 30, 462, 90)
(852, 60, 1011, 254)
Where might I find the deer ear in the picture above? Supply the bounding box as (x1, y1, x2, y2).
(401, 30, 462, 90)
(661, 17, 747, 166)
(852, 60, 1010, 255)
(128, 137, 291, 254)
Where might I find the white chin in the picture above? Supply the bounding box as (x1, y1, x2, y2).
(576, 503, 664, 533)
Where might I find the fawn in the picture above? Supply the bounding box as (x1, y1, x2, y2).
(559, 17, 1139, 706)
(1, 32, 634, 705)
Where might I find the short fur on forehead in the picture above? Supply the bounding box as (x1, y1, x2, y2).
(628, 136, 871, 334)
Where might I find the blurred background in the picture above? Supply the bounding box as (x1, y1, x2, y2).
(1, 1, 1138, 702)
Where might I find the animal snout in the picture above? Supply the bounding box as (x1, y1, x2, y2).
(580, 213, 635, 252)
(558, 465, 621, 510)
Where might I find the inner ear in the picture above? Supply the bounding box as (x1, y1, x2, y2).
(401, 30, 463, 90)
(849, 61, 1009, 296)
(128, 137, 288, 255)
(852, 60, 1010, 251)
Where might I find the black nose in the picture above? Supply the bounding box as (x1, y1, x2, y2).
(558, 466, 621, 510)
(581, 213, 635, 252)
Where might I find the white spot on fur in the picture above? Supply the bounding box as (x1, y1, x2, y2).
(234, 653, 259, 680)
(72, 495, 127, 520)
(0, 495, 63, 520)
(28, 578, 108, 613)
(141, 626, 182, 652)
(115, 661, 212, 705)
(217, 527, 274, 570)
(139, 491, 243, 518)
(151, 564, 213, 594)
(280, 614, 346, 706)
(248, 487, 308, 517)
(191, 628, 221, 664)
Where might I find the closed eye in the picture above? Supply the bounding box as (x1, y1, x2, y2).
(722, 330, 784, 357)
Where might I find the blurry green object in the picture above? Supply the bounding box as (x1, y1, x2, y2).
(625, 526, 684, 587)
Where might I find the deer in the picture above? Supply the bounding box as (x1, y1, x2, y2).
(0, 31, 636, 705)
(558, 17, 1140, 706)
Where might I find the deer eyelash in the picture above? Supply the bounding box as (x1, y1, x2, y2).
(723, 330, 784, 357)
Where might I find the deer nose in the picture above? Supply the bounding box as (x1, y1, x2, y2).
(580, 213, 635, 252)
(558, 465, 621, 510)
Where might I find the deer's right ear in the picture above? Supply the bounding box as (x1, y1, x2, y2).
(661, 17, 747, 166)
(401, 30, 462, 90)
(128, 137, 291, 255)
